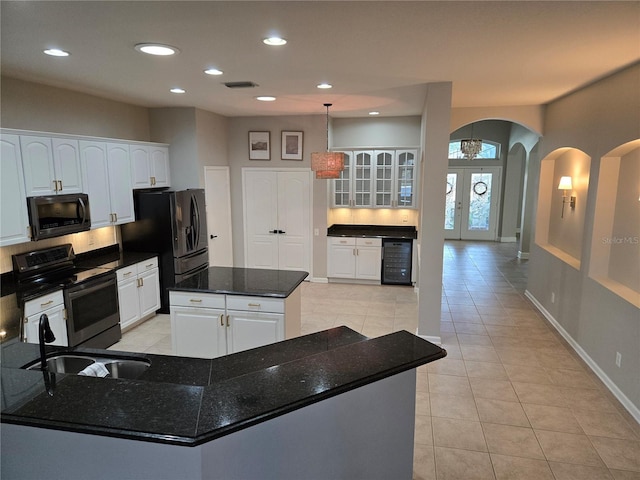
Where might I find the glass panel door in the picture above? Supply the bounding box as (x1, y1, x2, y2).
(444, 169, 463, 239)
(353, 151, 372, 207)
(332, 151, 351, 207)
(445, 167, 501, 240)
(375, 151, 393, 207)
(396, 150, 416, 207)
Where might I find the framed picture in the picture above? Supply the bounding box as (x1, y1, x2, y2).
(249, 131, 270, 160)
(281, 131, 303, 160)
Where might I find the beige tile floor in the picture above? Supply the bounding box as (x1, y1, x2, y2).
(111, 241, 640, 480)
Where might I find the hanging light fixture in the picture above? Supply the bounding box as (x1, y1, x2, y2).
(311, 103, 345, 179)
(460, 123, 483, 160)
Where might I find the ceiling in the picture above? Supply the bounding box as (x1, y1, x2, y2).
(2, 1, 639, 118)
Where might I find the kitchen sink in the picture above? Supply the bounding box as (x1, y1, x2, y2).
(24, 354, 151, 379)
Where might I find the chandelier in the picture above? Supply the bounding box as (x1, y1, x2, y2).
(460, 123, 482, 160)
(311, 103, 345, 179)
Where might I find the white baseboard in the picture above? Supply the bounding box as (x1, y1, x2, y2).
(517, 251, 530, 259)
(525, 290, 640, 424)
(310, 277, 328, 283)
(499, 237, 518, 243)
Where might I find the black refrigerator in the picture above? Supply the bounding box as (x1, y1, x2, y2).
(121, 189, 209, 313)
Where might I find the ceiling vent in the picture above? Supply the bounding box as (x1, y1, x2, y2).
(224, 81, 259, 89)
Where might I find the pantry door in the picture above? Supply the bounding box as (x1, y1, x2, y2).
(445, 167, 501, 241)
(205, 166, 233, 267)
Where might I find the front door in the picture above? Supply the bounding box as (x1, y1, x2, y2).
(445, 167, 501, 241)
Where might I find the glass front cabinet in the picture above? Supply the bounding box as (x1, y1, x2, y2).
(331, 149, 418, 208)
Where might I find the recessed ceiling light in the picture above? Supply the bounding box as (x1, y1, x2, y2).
(170, 87, 186, 94)
(263, 37, 287, 46)
(204, 68, 224, 76)
(317, 83, 333, 89)
(369, 111, 380, 116)
(135, 43, 179, 56)
(43, 48, 70, 57)
(256, 96, 276, 102)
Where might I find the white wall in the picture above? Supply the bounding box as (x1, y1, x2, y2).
(0, 76, 150, 141)
(148, 107, 229, 190)
(227, 115, 327, 271)
(527, 63, 640, 419)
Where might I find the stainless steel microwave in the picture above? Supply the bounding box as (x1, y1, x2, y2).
(27, 193, 91, 241)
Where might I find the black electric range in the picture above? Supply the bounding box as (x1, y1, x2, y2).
(12, 244, 121, 349)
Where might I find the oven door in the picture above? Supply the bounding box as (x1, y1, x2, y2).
(64, 273, 119, 347)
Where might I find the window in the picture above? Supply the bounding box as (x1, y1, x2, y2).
(448, 140, 500, 160)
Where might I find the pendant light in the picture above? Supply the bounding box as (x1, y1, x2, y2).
(311, 103, 345, 179)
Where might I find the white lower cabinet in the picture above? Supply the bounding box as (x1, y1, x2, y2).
(117, 258, 160, 331)
(327, 237, 382, 281)
(170, 291, 285, 359)
(23, 290, 68, 347)
(226, 296, 284, 355)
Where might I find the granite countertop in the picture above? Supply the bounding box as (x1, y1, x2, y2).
(171, 267, 309, 298)
(327, 224, 418, 239)
(1, 327, 446, 446)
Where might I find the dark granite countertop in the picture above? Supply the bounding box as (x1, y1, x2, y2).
(171, 267, 309, 298)
(327, 224, 418, 239)
(1, 327, 446, 446)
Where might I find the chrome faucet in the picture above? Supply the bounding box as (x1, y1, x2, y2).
(39, 314, 57, 396)
(39, 314, 56, 371)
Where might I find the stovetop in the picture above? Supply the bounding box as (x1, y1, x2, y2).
(12, 244, 115, 303)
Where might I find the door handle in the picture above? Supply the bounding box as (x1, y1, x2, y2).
(269, 230, 277, 234)
(210, 235, 218, 239)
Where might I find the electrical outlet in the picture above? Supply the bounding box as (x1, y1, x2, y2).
(314, 228, 319, 236)
(551, 292, 555, 303)
(402, 215, 408, 223)
(615, 352, 622, 367)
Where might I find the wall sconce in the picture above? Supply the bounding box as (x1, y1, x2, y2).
(558, 176, 576, 218)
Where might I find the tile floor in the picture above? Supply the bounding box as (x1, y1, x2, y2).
(110, 241, 640, 480)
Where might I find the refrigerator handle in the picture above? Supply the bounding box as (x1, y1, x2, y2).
(191, 194, 200, 251)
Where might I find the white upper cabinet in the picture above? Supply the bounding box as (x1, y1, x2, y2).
(0, 134, 30, 246)
(131, 145, 170, 189)
(332, 149, 418, 209)
(80, 141, 134, 228)
(20, 135, 82, 196)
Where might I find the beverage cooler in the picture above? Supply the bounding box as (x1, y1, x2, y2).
(381, 239, 413, 285)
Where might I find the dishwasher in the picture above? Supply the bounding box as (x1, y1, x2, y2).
(381, 239, 413, 285)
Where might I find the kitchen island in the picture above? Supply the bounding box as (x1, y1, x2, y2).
(169, 266, 308, 358)
(1, 326, 446, 480)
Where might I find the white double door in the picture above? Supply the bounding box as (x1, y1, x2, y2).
(243, 169, 311, 272)
(445, 167, 501, 240)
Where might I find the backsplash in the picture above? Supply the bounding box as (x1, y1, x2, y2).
(0, 226, 118, 274)
(328, 208, 419, 227)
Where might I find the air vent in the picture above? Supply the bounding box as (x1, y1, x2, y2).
(224, 81, 259, 89)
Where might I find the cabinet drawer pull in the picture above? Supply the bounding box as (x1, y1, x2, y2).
(40, 300, 53, 307)
(145, 263, 154, 268)
(123, 271, 133, 277)
(220, 314, 224, 326)
(339, 240, 348, 244)
(189, 299, 202, 303)
(248, 303, 261, 308)
(226, 315, 230, 327)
